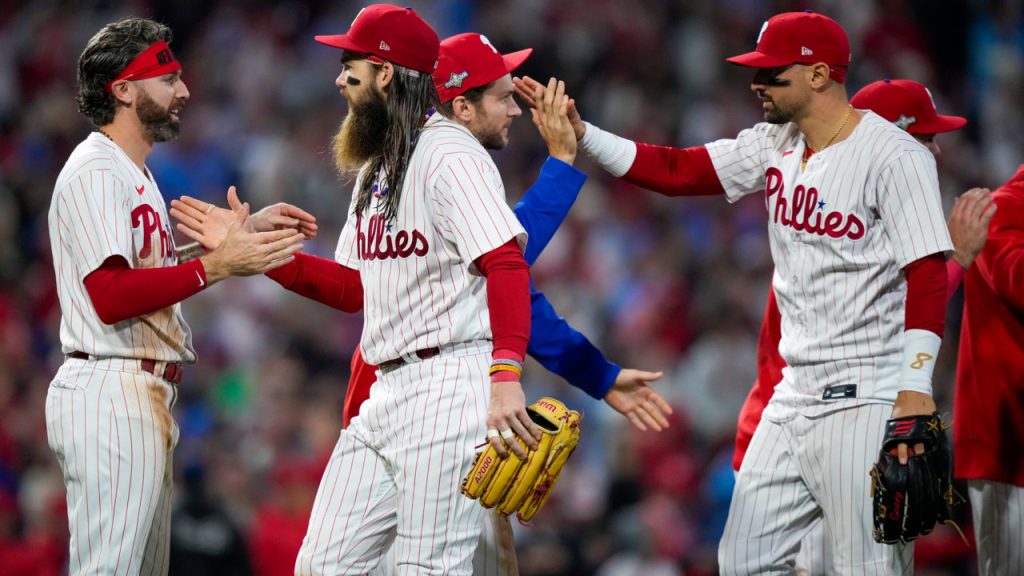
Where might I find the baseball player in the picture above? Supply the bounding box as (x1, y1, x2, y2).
(520, 11, 951, 575)
(178, 6, 538, 574)
(732, 77, 995, 575)
(46, 18, 306, 575)
(172, 30, 673, 574)
(955, 163, 1024, 576)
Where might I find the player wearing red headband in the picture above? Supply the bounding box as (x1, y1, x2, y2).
(46, 17, 307, 575)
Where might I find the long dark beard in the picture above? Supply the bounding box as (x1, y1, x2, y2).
(348, 66, 439, 222)
(136, 88, 182, 142)
(332, 87, 389, 174)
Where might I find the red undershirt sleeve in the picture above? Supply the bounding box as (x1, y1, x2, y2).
(624, 144, 726, 197)
(83, 256, 208, 325)
(474, 240, 530, 374)
(264, 252, 363, 313)
(904, 253, 947, 337)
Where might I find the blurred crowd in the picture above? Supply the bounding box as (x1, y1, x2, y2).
(1, 0, 1021, 574)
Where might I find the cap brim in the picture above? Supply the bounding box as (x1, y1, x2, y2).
(314, 34, 366, 54)
(909, 115, 967, 134)
(725, 51, 795, 68)
(502, 48, 533, 74)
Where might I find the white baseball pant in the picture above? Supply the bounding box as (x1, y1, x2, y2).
(46, 356, 180, 576)
(720, 403, 912, 575)
(970, 479, 1024, 576)
(295, 342, 492, 575)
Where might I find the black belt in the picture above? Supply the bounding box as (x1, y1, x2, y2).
(378, 347, 441, 374)
(68, 351, 184, 385)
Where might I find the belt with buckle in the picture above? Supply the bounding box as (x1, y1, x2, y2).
(378, 347, 441, 374)
(68, 351, 184, 385)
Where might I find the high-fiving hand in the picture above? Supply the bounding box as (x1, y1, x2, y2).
(171, 186, 318, 251)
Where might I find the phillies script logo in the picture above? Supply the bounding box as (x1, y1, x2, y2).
(357, 213, 429, 260)
(764, 168, 865, 240)
(131, 204, 171, 259)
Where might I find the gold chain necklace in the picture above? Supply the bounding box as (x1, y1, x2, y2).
(801, 105, 853, 172)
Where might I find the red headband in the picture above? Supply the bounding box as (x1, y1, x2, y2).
(105, 40, 181, 92)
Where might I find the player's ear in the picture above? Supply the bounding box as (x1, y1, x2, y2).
(375, 61, 394, 90)
(808, 62, 832, 90)
(450, 95, 475, 123)
(109, 79, 135, 107)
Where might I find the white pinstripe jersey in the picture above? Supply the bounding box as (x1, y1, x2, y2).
(48, 132, 195, 363)
(706, 111, 952, 414)
(335, 113, 526, 366)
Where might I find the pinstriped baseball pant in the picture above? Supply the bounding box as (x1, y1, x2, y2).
(720, 403, 912, 575)
(369, 509, 518, 576)
(295, 343, 492, 575)
(46, 357, 179, 576)
(970, 479, 1024, 576)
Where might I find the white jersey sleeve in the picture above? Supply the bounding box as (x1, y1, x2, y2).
(706, 123, 790, 203)
(431, 153, 526, 268)
(56, 164, 135, 279)
(876, 150, 952, 267)
(334, 182, 361, 269)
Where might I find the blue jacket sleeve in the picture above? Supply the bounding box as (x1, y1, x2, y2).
(513, 157, 587, 265)
(526, 280, 620, 399)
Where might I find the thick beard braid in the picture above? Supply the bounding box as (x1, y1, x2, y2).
(332, 88, 388, 174)
(136, 89, 182, 142)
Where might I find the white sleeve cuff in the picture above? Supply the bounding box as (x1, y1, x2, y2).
(897, 329, 942, 395)
(580, 121, 637, 177)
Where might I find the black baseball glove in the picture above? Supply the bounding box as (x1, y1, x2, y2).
(869, 412, 959, 544)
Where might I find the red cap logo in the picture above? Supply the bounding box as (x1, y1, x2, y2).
(434, 33, 532, 103)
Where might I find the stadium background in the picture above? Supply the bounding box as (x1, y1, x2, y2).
(0, 0, 1021, 574)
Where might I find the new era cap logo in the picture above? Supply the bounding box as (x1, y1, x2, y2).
(444, 71, 469, 89)
(379, 40, 391, 51)
(801, 46, 814, 56)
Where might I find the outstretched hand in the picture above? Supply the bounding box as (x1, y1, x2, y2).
(514, 75, 585, 141)
(948, 187, 996, 269)
(198, 201, 305, 284)
(171, 186, 318, 251)
(525, 77, 576, 164)
(604, 369, 673, 432)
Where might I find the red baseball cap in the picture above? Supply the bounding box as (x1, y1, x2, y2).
(851, 79, 966, 134)
(314, 4, 439, 74)
(726, 11, 851, 83)
(434, 33, 532, 103)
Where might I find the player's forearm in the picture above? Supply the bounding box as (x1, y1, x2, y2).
(899, 253, 947, 394)
(581, 121, 724, 197)
(514, 158, 587, 265)
(477, 241, 531, 362)
(526, 287, 618, 399)
(84, 256, 207, 325)
(265, 252, 363, 312)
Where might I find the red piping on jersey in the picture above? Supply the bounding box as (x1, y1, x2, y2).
(475, 240, 530, 362)
(264, 252, 363, 313)
(84, 256, 207, 325)
(624, 144, 725, 196)
(904, 253, 947, 337)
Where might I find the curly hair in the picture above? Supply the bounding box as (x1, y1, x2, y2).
(354, 66, 440, 222)
(76, 17, 172, 127)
